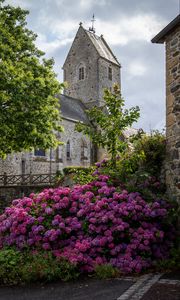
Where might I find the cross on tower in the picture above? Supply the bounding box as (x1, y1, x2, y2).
(89, 14, 96, 33)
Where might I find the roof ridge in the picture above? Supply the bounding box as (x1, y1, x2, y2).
(85, 28, 120, 66)
(100, 35, 120, 66)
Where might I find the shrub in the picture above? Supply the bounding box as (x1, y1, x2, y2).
(95, 264, 119, 279)
(63, 166, 95, 184)
(0, 248, 21, 285)
(93, 131, 166, 186)
(0, 248, 79, 285)
(0, 173, 177, 280)
(131, 130, 166, 176)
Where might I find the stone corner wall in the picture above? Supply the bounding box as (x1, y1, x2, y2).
(165, 25, 180, 203)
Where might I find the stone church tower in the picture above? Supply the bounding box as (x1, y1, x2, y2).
(0, 22, 122, 181)
(63, 23, 121, 106)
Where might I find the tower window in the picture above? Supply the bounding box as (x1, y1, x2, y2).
(66, 140, 71, 159)
(108, 67, 112, 81)
(79, 67, 85, 80)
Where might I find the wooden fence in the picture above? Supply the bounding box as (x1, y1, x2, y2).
(0, 173, 57, 187)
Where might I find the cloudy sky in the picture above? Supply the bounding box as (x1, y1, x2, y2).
(6, 0, 180, 131)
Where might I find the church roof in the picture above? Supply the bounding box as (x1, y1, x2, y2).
(151, 14, 180, 44)
(58, 94, 90, 125)
(85, 29, 120, 66)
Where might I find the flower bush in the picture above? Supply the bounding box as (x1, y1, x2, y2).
(0, 171, 176, 278)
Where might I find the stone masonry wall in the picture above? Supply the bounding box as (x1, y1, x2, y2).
(63, 26, 99, 104)
(63, 25, 121, 106)
(165, 25, 180, 203)
(98, 57, 121, 104)
(0, 118, 91, 176)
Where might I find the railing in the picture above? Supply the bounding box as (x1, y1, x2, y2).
(0, 173, 57, 187)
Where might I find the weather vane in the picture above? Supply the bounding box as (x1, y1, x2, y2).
(89, 14, 96, 33)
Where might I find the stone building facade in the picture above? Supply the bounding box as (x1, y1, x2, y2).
(0, 96, 92, 175)
(0, 24, 121, 176)
(152, 15, 180, 202)
(63, 24, 121, 106)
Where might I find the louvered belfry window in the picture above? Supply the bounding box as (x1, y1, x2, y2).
(66, 140, 71, 159)
(108, 67, 112, 81)
(79, 67, 85, 80)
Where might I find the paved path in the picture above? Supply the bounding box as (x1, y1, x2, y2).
(0, 272, 179, 300)
(0, 278, 134, 300)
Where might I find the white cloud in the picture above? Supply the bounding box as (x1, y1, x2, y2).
(6, 0, 33, 9)
(35, 33, 73, 54)
(94, 14, 166, 45)
(80, 0, 110, 9)
(37, 13, 165, 48)
(127, 61, 147, 77)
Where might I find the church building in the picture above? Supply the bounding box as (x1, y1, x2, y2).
(0, 22, 121, 176)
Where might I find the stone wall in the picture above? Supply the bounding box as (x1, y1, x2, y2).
(98, 57, 121, 103)
(0, 118, 91, 176)
(165, 25, 180, 203)
(63, 25, 121, 106)
(59, 118, 91, 168)
(63, 26, 99, 104)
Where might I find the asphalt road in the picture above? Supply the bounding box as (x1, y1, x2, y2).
(0, 272, 179, 300)
(0, 278, 134, 300)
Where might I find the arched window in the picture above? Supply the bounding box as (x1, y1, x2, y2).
(78, 63, 85, 80)
(66, 140, 71, 160)
(81, 139, 88, 160)
(57, 145, 63, 162)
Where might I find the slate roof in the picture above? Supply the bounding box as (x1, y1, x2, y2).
(57, 94, 90, 125)
(85, 29, 120, 66)
(151, 14, 180, 44)
(58, 94, 137, 138)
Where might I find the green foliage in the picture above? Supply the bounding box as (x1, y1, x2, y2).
(0, 1, 63, 157)
(132, 130, 166, 176)
(126, 171, 167, 201)
(155, 247, 180, 272)
(114, 150, 145, 183)
(95, 264, 119, 279)
(20, 252, 79, 283)
(0, 248, 21, 285)
(54, 258, 80, 281)
(76, 84, 140, 167)
(98, 130, 166, 185)
(63, 166, 95, 184)
(0, 248, 80, 285)
(55, 170, 64, 184)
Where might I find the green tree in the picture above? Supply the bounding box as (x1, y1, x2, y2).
(0, 0, 63, 158)
(76, 84, 140, 167)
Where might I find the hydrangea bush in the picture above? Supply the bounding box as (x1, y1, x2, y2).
(0, 168, 176, 275)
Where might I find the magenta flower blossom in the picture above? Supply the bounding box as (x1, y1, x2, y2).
(0, 166, 176, 275)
